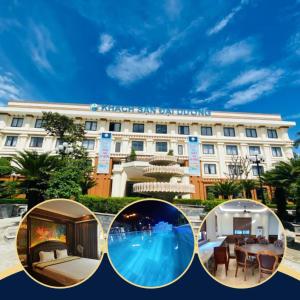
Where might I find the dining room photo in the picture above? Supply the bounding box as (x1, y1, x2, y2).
(198, 200, 285, 288)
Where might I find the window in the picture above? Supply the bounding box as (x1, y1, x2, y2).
(178, 144, 184, 155)
(29, 137, 44, 148)
(267, 129, 278, 139)
(202, 144, 215, 154)
(133, 123, 144, 133)
(246, 128, 257, 138)
(252, 165, 264, 176)
(109, 122, 121, 132)
(226, 145, 238, 155)
(56, 139, 63, 147)
(204, 163, 217, 174)
(85, 121, 97, 131)
(156, 124, 167, 134)
(228, 164, 242, 176)
(178, 125, 190, 135)
(233, 218, 251, 235)
(82, 139, 95, 150)
(132, 141, 144, 151)
(272, 147, 282, 157)
(249, 146, 261, 155)
(201, 126, 213, 136)
(35, 119, 45, 128)
(11, 117, 23, 127)
(115, 141, 121, 153)
(224, 127, 235, 137)
(156, 142, 168, 152)
(5, 136, 18, 147)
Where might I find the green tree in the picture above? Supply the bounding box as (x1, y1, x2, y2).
(262, 158, 300, 221)
(0, 157, 12, 176)
(0, 181, 20, 199)
(129, 149, 137, 161)
(212, 180, 242, 200)
(42, 112, 86, 157)
(45, 157, 96, 199)
(12, 151, 59, 209)
(240, 179, 258, 199)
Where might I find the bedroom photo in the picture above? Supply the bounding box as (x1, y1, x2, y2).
(16, 199, 104, 288)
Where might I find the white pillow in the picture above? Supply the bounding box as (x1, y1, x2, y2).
(56, 249, 68, 259)
(39, 251, 55, 262)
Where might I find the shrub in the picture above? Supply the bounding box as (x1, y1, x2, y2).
(78, 196, 141, 214)
(202, 199, 225, 211)
(0, 198, 27, 204)
(172, 199, 204, 206)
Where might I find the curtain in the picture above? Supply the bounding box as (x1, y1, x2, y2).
(75, 220, 98, 259)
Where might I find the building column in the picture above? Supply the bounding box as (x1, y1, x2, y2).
(216, 142, 226, 178)
(146, 138, 154, 155)
(111, 164, 127, 197)
(17, 134, 29, 150)
(263, 144, 272, 170)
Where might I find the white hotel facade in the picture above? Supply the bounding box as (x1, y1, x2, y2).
(0, 101, 296, 200)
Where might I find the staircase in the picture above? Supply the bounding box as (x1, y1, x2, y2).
(175, 204, 206, 234)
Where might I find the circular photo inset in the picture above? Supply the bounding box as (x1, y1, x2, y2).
(198, 200, 286, 288)
(16, 199, 104, 288)
(107, 199, 195, 288)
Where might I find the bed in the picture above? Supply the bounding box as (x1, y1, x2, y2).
(29, 241, 100, 286)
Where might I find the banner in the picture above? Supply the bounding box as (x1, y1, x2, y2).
(188, 136, 200, 176)
(97, 132, 112, 174)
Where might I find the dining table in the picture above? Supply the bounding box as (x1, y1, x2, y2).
(240, 243, 284, 256)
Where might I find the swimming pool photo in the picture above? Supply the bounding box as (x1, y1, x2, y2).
(107, 200, 195, 288)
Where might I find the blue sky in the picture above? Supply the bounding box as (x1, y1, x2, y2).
(0, 0, 300, 144)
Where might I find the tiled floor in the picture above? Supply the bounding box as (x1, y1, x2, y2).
(212, 259, 273, 288)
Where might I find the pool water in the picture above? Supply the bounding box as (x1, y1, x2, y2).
(108, 225, 195, 287)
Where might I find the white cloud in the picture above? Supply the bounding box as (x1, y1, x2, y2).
(228, 68, 272, 88)
(225, 69, 283, 108)
(288, 32, 300, 56)
(191, 91, 226, 104)
(98, 33, 115, 54)
(0, 73, 21, 105)
(194, 72, 217, 92)
(29, 24, 56, 72)
(164, 0, 182, 19)
(213, 40, 254, 66)
(106, 48, 163, 85)
(207, 4, 243, 36)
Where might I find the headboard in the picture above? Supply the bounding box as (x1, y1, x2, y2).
(29, 241, 68, 265)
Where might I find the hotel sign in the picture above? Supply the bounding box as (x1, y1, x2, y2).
(97, 132, 112, 174)
(90, 103, 211, 117)
(188, 136, 201, 176)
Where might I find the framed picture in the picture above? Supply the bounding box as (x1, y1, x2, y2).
(30, 217, 66, 247)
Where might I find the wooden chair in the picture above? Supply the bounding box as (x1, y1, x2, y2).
(234, 246, 256, 281)
(258, 237, 269, 245)
(246, 237, 256, 244)
(274, 240, 283, 248)
(237, 239, 246, 246)
(257, 250, 278, 283)
(214, 246, 228, 276)
(226, 243, 236, 263)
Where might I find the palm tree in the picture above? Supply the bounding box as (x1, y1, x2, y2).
(12, 151, 59, 209)
(212, 180, 242, 200)
(239, 179, 258, 199)
(262, 158, 300, 221)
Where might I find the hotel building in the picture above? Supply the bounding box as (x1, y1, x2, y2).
(0, 101, 296, 200)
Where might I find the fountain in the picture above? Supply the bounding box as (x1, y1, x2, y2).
(133, 155, 195, 201)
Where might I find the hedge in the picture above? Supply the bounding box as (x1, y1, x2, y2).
(77, 196, 142, 214)
(78, 196, 226, 214)
(0, 198, 27, 204)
